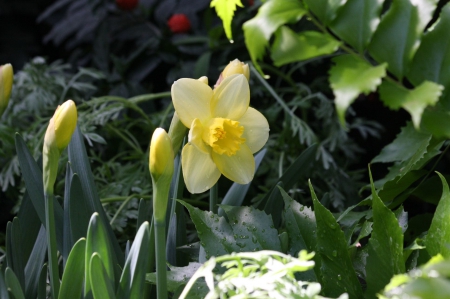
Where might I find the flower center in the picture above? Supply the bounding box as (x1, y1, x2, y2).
(203, 118, 245, 156)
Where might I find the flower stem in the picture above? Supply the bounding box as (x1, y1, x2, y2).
(210, 184, 218, 213)
(45, 192, 60, 299)
(155, 220, 167, 299)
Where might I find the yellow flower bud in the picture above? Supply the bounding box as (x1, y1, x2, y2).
(0, 63, 14, 117)
(215, 59, 249, 88)
(150, 128, 174, 183)
(150, 128, 174, 223)
(43, 100, 78, 193)
(53, 100, 78, 151)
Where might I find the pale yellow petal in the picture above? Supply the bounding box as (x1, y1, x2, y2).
(188, 119, 209, 154)
(182, 144, 221, 194)
(211, 144, 255, 184)
(238, 107, 270, 153)
(211, 74, 249, 120)
(172, 78, 213, 127)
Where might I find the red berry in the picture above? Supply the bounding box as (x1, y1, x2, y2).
(116, 0, 138, 11)
(167, 14, 191, 34)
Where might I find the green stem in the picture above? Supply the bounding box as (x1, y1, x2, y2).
(45, 192, 60, 299)
(155, 221, 167, 299)
(210, 184, 218, 213)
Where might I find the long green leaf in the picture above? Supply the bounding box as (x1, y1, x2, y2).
(310, 181, 363, 298)
(15, 133, 64, 252)
(426, 172, 450, 258)
(330, 0, 383, 52)
(85, 213, 115, 299)
(69, 173, 92, 248)
(6, 218, 25, 290)
(90, 254, 117, 299)
(17, 192, 41, 268)
(37, 264, 47, 299)
(117, 222, 150, 299)
(257, 143, 317, 210)
(5, 268, 25, 299)
(68, 126, 124, 265)
(365, 169, 405, 298)
(59, 238, 86, 299)
(24, 226, 47, 299)
(0, 270, 10, 299)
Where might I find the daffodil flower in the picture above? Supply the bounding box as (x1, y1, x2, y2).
(172, 74, 269, 193)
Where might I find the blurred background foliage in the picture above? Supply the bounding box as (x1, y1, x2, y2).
(0, 0, 404, 248)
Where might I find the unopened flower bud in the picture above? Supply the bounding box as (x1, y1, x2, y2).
(0, 64, 13, 117)
(43, 100, 78, 193)
(215, 59, 249, 88)
(150, 128, 174, 222)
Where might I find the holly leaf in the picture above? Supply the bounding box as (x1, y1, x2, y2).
(368, 0, 421, 79)
(330, 0, 383, 53)
(379, 80, 443, 128)
(372, 122, 432, 164)
(408, 5, 450, 89)
(303, 0, 346, 25)
(329, 55, 386, 126)
(271, 27, 340, 66)
(210, 0, 243, 40)
(365, 169, 405, 298)
(243, 0, 305, 73)
(426, 173, 450, 258)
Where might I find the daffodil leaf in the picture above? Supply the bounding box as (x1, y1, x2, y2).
(210, 0, 243, 40)
(426, 173, 450, 258)
(309, 181, 363, 298)
(6, 218, 25, 290)
(280, 187, 318, 281)
(408, 5, 450, 88)
(379, 80, 443, 129)
(367, 0, 422, 79)
(15, 133, 65, 252)
(243, 0, 306, 73)
(0, 271, 9, 299)
(68, 126, 124, 265)
(89, 254, 116, 299)
(5, 268, 25, 299)
(24, 226, 47, 299)
(146, 262, 203, 292)
(271, 27, 340, 66)
(117, 222, 150, 299)
(365, 169, 405, 298)
(59, 238, 86, 299)
(329, 0, 383, 52)
(303, 0, 346, 25)
(329, 55, 386, 126)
